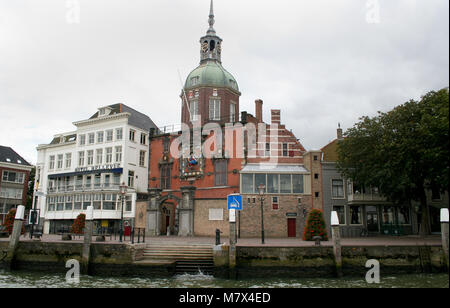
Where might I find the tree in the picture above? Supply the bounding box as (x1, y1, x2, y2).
(3, 208, 25, 235)
(303, 209, 328, 241)
(337, 88, 449, 235)
(71, 213, 86, 234)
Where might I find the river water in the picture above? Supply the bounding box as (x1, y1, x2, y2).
(0, 270, 448, 288)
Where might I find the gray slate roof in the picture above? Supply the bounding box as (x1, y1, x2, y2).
(89, 103, 158, 132)
(0, 146, 32, 166)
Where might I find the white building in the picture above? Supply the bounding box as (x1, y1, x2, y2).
(35, 104, 157, 234)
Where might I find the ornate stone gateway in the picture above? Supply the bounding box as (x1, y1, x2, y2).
(147, 187, 196, 237)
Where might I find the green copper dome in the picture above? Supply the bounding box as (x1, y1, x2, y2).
(185, 61, 239, 93)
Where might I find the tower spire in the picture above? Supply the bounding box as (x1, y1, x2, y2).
(208, 0, 215, 34)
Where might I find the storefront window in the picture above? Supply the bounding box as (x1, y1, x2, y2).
(267, 174, 279, 193)
(333, 205, 345, 225)
(350, 206, 362, 225)
(397, 206, 410, 225)
(280, 174, 292, 194)
(382, 206, 395, 224)
(292, 174, 304, 194)
(242, 174, 254, 194)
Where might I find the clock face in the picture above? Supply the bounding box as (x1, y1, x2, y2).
(201, 42, 209, 53)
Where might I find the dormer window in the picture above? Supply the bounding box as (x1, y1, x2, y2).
(191, 76, 200, 86)
(98, 107, 111, 117)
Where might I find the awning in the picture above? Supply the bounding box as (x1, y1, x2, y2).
(240, 164, 308, 174)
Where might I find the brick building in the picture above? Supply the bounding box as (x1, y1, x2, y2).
(147, 1, 325, 238)
(0, 146, 33, 224)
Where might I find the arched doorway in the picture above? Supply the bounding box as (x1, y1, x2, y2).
(160, 202, 176, 235)
(157, 194, 181, 236)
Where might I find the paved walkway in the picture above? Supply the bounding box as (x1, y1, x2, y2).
(0, 234, 442, 247)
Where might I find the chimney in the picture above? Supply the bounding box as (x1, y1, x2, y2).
(337, 123, 343, 140)
(255, 99, 263, 123)
(271, 110, 281, 125)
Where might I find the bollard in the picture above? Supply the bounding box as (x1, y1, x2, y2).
(331, 211, 343, 278)
(81, 206, 94, 275)
(5, 206, 25, 270)
(216, 229, 221, 245)
(441, 208, 449, 269)
(229, 210, 237, 271)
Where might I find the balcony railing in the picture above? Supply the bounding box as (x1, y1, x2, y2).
(48, 183, 123, 193)
(348, 192, 387, 203)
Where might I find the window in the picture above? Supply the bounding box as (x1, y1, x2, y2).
(94, 174, 101, 189)
(96, 149, 103, 165)
(163, 138, 170, 153)
(242, 174, 254, 194)
(280, 174, 291, 194)
(332, 179, 344, 198)
(49, 156, 55, 170)
(65, 153, 72, 168)
(85, 176, 92, 189)
(57, 196, 64, 211)
(79, 134, 86, 146)
(83, 194, 92, 210)
(350, 206, 362, 225)
(116, 128, 123, 140)
(265, 143, 271, 157)
(106, 130, 113, 142)
(78, 152, 84, 167)
(126, 195, 132, 212)
(160, 166, 170, 190)
(47, 197, 55, 212)
(106, 148, 112, 163)
(0, 188, 23, 199)
(214, 159, 227, 186)
(128, 170, 135, 188)
(139, 150, 146, 167)
(140, 133, 147, 145)
(88, 133, 95, 144)
(292, 175, 304, 194)
(76, 176, 83, 190)
(397, 206, 410, 225)
(191, 76, 199, 86)
(313, 155, 318, 161)
(382, 206, 395, 225)
(190, 100, 199, 122)
(93, 194, 101, 210)
(255, 174, 267, 190)
(102, 194, 116, 210)
(282, 143, 288, 157)
(65, 195, 73, 211)
(2, 171, 25, 184)
(333, 206, 346, 225)
(87, 150, 94, 166)
(113, 174, 120, 186)
(104, 174, 110, 188)
(56, 154, 63, 169)
(230, 103, 236, 122)
(74, 195, 82, 210)
(129, 129, 136, 142)
(97, 131, 104, 143)
(267, 174, 279, 194)
(209, 99, 221, 120)
(314, 173, 319, 179)
(315, 192, 320, 198)
(272, 197, 279, 210)
(115, 146, 122, 163)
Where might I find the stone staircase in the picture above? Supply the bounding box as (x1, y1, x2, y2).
(139, 243, 215, 275)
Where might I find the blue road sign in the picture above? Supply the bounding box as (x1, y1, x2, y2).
(227, 194, 243, 211)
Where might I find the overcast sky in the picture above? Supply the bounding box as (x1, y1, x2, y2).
(0, 0, 448, 165)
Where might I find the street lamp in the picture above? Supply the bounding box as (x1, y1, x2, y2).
(119, 182, 128, 242)
(258, 184, 265, 244)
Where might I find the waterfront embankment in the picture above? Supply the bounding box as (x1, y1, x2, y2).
(0, 235, 447, 278)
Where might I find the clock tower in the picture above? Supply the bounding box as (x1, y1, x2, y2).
(181, 0, 241, 127)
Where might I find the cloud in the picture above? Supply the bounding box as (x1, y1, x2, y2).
(0, 0, 448, 164)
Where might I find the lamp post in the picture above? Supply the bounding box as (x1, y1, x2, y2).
(258, 184, 265, 244)
(119, 182, 127, 242)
